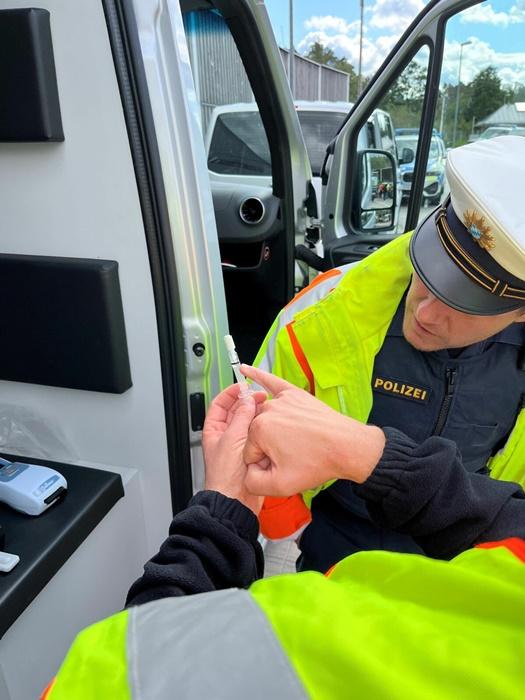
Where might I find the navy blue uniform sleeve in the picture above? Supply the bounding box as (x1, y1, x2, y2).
(354, 427, 525, 559)
(126, 491, 264, 607)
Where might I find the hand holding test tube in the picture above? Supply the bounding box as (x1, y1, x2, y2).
(224, 335, 253, 399)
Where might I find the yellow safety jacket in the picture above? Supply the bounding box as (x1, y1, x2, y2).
(255, 233, 525, 540)
(43, 539, 525, 700)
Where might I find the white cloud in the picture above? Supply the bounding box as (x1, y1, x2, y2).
(368, 0, 425, 34)
(440, 38, 525, 86)
(297, 6, 525, 97)
(297, 28, 399, 76)
(509, 0, 525, 22)
(304, 15, 360, 35)
(460, 2, 525, 27)
(374, 33, 400, 57)
(299, 4, 425, 76)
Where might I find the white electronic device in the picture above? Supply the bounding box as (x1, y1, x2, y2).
(0, 551, 20, 573)
(0, 458, 67, 516)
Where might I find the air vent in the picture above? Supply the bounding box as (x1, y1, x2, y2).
(239, 197, 265, 225)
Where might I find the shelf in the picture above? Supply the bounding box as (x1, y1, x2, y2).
(0, 455, 123, 638)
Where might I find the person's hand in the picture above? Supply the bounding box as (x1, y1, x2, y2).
(241, 365, 386, 497)
(203, 383, 267, 514)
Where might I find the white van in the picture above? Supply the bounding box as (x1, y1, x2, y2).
(0, 1, 497, 697)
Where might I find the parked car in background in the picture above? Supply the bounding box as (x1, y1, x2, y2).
(472, 125, 525, 141)
(396, 129, 447, 206)
(205, 101, 399, 222)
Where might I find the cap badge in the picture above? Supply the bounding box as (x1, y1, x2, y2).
(463, 210, 495, 251)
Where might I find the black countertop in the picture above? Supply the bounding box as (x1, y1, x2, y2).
(0, 454, 124, 638)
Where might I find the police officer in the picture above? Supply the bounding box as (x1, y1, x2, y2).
(254, 135, 525, 572)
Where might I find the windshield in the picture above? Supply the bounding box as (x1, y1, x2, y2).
(398, 138, 418, 160)
(397, 137, 441, 162)
(207, 111, 272, 176)
(480, 127, 512, 139)
(297, 111, 347, 175)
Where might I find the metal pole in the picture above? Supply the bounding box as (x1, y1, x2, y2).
(452, 41, 471, 147)
(289, 0, 295, 98)
(439, 90, 447, 136)
(357, 0, 364, 96)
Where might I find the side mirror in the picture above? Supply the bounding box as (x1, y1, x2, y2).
(399, 147, 414, 165)
(357, 149, 397, 232)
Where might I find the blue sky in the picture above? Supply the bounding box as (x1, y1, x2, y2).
(264, 1, 525, 86)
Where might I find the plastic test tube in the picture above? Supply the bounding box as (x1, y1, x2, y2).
(224, 335, 252, 399)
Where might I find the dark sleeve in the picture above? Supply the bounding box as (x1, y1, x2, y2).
(125, 490, 264, 607)
(354, 427, 525, 560)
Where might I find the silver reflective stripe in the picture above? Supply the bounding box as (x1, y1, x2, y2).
(127, 589, 308, 700)
(255, 262, 354, 381)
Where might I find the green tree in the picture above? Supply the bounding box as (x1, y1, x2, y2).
(463, 66, 505, 125)
(305, 42, 359, 100)
(306, 41, 337, 66)
(386, 61, 427, 105)
(379, 60, 428, 129)
(503, 82, 525, 102)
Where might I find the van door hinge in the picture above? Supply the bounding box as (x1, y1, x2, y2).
(306, 219, 324, 257)
(306, 218, 322, 242)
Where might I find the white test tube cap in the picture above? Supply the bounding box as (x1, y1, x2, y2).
(224, 334, 236, 357)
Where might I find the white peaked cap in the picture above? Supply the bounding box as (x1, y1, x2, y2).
(447, 135, 525, 281)
(410, 135, 525, 315)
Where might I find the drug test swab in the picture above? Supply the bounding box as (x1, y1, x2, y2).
(224, 334, 252, 399)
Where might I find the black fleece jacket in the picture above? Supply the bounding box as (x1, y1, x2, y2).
(354, 427, 525, 559)
(126, 490, 264, 607)
(126, 428, 525, 607)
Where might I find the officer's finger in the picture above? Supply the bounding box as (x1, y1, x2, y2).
(243, 424, 267, 465)
(240, 365, 295, 396)
(252, 390, 268, 407)
(245, 462, 278, 496)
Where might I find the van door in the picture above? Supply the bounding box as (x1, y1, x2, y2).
(322, 0, 513, 265)
(180, 0, 313, 361)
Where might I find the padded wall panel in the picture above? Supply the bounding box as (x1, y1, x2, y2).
(0, 254, 132, 393)
(0, 8, 64, 141)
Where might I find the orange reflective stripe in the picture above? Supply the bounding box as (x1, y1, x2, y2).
(259, 494, 311, 540)
(286, 321, 315, 395)
(284, 268, 341, 310)
(324, 563, 337, 577)
(477, 537, 525, 563)
(40, 678, 56, 700)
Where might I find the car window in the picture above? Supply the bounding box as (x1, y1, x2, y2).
(183, 10, 274, 184)
(207, 112, 271, 176)
(397, 137, 418, 159)
(296, 111, 347, 175)
(377, 111, 395, 156)
(365, 121, 377, 149)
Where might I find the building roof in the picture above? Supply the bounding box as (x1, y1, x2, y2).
(477, 103, 525, 127)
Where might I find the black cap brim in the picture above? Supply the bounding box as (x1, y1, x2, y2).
(409, 207, 523, 316)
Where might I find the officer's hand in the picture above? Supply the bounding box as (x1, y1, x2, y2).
(241, 365, 385, 497)
(203, 383, 267, 514)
